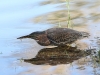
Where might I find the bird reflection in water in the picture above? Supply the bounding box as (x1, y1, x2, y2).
(24, 46, 93, 65)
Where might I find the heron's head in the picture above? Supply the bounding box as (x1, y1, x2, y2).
(17, 31, 45, 39)
(29, 31, 45, 39)
(81, 32, 90, 38)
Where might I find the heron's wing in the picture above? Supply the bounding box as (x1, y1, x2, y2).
(36, 34, 51, 46)
(46, 28, 81, 45)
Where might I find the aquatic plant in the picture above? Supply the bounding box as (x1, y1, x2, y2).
(98, 50, 100, 59)
(58, 0, 72, 28)
(90, 50, 100, 69)
(95, 50, 100, 63)
(58, 21, 61, 27)
(65, 0, 72, 28)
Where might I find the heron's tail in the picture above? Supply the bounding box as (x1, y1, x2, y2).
(17, 35, 29, 39)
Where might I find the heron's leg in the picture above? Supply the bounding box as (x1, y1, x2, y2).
(66, 44, 71, 49)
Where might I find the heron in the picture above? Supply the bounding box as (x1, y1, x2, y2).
(17, 28, 90, 46)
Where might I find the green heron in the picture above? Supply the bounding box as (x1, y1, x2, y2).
(17, 28, 90, 46)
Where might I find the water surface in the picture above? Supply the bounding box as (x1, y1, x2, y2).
(0, 0, 100, 75)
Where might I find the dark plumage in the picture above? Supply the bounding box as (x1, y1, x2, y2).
(17, 28, 90, 46)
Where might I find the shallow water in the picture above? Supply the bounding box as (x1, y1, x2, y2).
(0, 0, 100, 75)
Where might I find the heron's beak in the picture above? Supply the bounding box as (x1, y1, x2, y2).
(17, 35, 29, 39)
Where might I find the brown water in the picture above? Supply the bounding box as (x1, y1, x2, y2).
(0, 0, 100, 75)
